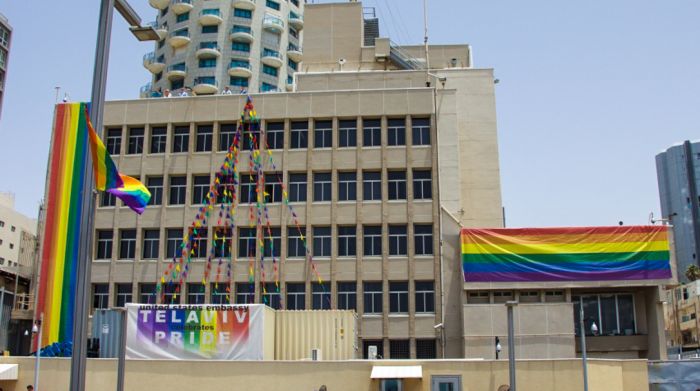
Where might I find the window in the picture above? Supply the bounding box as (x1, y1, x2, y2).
(211, 283, 230, 304)
(266, 122, 284, 149)
(219, 123, 237, 151)
(92, 284, 109, 310)
(467, 291, 489, 304)
(287, 283, 305, 310)
(163, 284, 179, 304)
(390, 340, 410, 359)
(545, 290, 565, 302)
(263, 227, 281, 258)
(192, 175, 211, 204)
(313, 227, 331, 257)
(266, 0, 280, 10)
(573, 294, 636, 336)
(115, 283, 132, 307)
(416, 339, 436, 359)
(387, 118, 406, 146)
(363, 340, 383, 360)
(119, 229, 136, 259)
(106, 128, 122, 155)
(190, 227, 208, 258)
(127, 127, 144, 154)
(232, 42, 250, 52)
(239, 174, 257, 204)
(289, 27, 298, 38)
(412, 118, 430, 145)
(236, 283, 254, 304)
(234, 8, 253, 18)
(169, 176, 187, 205)
(338, 119, 357, 147)
(142, 177, 163, 206)
(520, 290, 540, 303)
(176, 11, 189, 23)
(338, 226, 356, 257)
(0, 221, 3, 227)
(96, 230, 113, 259)
(388, 171, 407, 200)
(288, 173, 307, 202)
(142, 229, 159, 259)
(364, 282, 382, 314)
(415, 281, 435, 313)
(202, 25, 218, 34)
(196, 124, 213, 151)
(314, 120, 332, 148)
(312, 282, 331, 309)
(363, 171, 381, 201)
(100, 192, 116, 207)
(291, 121, 308, 149)
(262, 282, 281, 309)
(187, 283, 205, 304)
(337, 282, 357, 310)
(242, 123, 259, 150)
(166, 228, 183, 259)
(338, 172, 357, 201)
(493, 291, 514, 303)
(413, 170, 432, 199)
(9, 243, 13, 249)
(389, 281, 408, 313)
(262, 64, 278, 77)
(363, 119, 381, 147)
(288, 58, 298, 71)
(140, 283, 157, 304)
(261, 82, 278, 93)
(171, 78, 184, 91)
(150, 126, 167, 153)
(230, 76, 249, 87)
(414, 224, 433, 256)
(287, 227, 306, 258)
(239, 227, 257, 258)
(213, 227, 232, 258)
(172, 125, 189, 153)
(199, 58, 217, 68)
(388, 225, 407, 256)
(313, 172, 331, 202)
(364, 226, 382, 257)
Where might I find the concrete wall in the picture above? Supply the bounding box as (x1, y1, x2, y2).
(0, 357, 648, 391)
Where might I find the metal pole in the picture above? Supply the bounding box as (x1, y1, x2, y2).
(580, 303, 589, 391)
(506, 301, 517, 391)
(34, 313, 43, 391)
(70, 1, 114, 390)
(116, 309, 127, 391)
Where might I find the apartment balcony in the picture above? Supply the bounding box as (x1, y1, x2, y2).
(172, 0, 193, 15)
(230, 26, 255, 43)
(143, 52, 166, 74)
(196, 42, 221, 58)
(289, 11, 304, 30)
(228, 61, 253, 78)
(263, 14, 285, 34)
(286, 80, 294, 91)
(11, 293, 33, 320)
(232, 0, 256, 11)
(261, 50, 283, 68)
(166, 63, 187, 80)
(168, 30, 191, 48)
(199, 9, 223, 26)
(681, 318, 698, 331)
(193, 77, 218, 95)
(146, 21, 168, 40)
(140, 83, 153, 98)
(149, 0, 169, 10)
(287, 44, 303, 62)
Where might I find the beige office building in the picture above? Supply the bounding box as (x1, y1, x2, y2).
(665, 280, 700, 352)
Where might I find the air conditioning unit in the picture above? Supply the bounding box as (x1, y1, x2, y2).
(368, 345, 378, 360)
(311, 348, 322, 361)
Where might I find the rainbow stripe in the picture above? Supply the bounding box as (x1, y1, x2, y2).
(86, 109, 122, 191)
(107, 174, 151, 214)
(461, 226, 672, 282)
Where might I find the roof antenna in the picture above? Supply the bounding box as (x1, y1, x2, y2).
(423, 0, 431, 84)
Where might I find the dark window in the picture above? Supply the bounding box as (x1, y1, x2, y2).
(176, 11, 189, 23)
(388, 225, 407, 256)
(389, 281, 408, 313)
(190, 227, 207, 258)
(338, 119, 357, 147)
(232, 42, 250, 52)
(119, 229, 136, 259)
(233, 8, 252, 18)
(266, 0, 280, 10)
(196, 124, 213, 152)
(337, 282, 357, 310)
(363, 171, 381, 201)
(288, 58, 298, 71)
(169, 176, 187, 205)
(239, 174, 257, 204)
(338, 226, 356, 257)
(172, 125, 189, 153)
(263, 227, 281, 258)
(211, 283, 230, 304)
(147, 177, 163, 205)
(363, 119, 381, 147)
(314, 120, 332, 148)
(202, 25, 218, 34)
(100, 192, 116, 207)
(266, 122, 284, 149)
(312, 282, 331, 309)
(364, 282, 382, 314)
(412, 118, 430, 145)
(96, 230, 113, 259)
(150, 126, 167, 153)
(416, 339, 436, 359)
(388, 171, 407, 200)
(238, 227, 256, 258)
(414, 224, 433, 256)
(219, 123, 237, 151)
(106, 128, 122, 155)
(573, 294, 636, 336)
(213, 227, 232, 258)
(387, 118, 406, 146)
(187, 283, 205, 304)
(287, 283, 305, 310)
(264, 173, 283, 203)
(290, 121, 308, 149)
(142, 229, 160, 259)
(236, 283, 254, 304)
(166, 228, 183, 259)
(313, 172, 331, 202)
(171, 78, 184, 91)
(115, 283, 132, 307)
(390, 340, 410, 359)
(192, 175, 211, 204)
(338, 172, 357, 201)
(287, 227, 306, 258)
(413, 170, 432, 200)
(163, 283, 179, 304)
(288, 173, 307, 202)
(415, 281, 435, 313)
(242, 124, 259, 150)
(140, 283, 157, 304)
(127, 127, 144, 154)
(261, 81, 277, 92)
(92, 284, 109, 310)
(313, 227, 331, 257)
(363, 340, 383, 359)
(262, 282, 281, 309)
(262, 64, 278, 77)
(364, 226, 382, 256)
(199, 58, 217, 68)
(230, 76, 249, 87)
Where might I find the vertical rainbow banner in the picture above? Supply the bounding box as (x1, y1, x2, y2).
(461, 226, 672, 282)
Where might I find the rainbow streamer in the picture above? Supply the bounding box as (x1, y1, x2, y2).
(461, 226, 672, 282)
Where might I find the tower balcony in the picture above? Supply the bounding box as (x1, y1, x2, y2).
(149, 0, 169, 10)
(263, 14, 285, 34)
(232, 0, 256, 11)
(228, 61, 253, 78)
(168, 29, 191, 48)
(287, 44, 302, 62)
(166, 63, 187, 80)
(143, 52, 166, 74)
(288, 12, 304, 30)
(196, 42, 221, 58)
(193, 77, 218, 95)
(172, 0, 193, 15)
(199, 9, 223, 26)
(230, 26, 255, 43)
(261, 49, 283, 68)
(146, 21, 168, 40)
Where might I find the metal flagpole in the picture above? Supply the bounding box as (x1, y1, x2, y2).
(580, 303, 589, 391)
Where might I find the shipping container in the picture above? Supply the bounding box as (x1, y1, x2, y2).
(274, 310, 357, 360)
(90, 309, 124, 358)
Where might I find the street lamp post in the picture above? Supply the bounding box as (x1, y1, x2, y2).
(32, 313, 43, 391)
(505, 301, 518, 391)
(579, 304, 599, 391)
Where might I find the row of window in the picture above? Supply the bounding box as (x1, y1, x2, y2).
(101, 169, 431, 209)
(93, 280, 435, 314)
(362, 339, 437, 360)
(96, 224, 434, 260)
(104, 117, 431, 155)
(0, 220, 16, 231)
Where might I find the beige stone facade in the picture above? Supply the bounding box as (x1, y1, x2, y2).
(665, 280, 700, 350)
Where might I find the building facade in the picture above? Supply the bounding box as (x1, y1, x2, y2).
(656, 140, 700, 282)
(141, 0, 304, 96)
(665, 280, 700, 351)
(0, 13, 11, 119)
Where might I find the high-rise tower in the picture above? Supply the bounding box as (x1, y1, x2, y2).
(0, 13, 11, 118)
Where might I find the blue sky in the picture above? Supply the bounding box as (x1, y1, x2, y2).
(0, 0, 698, 227)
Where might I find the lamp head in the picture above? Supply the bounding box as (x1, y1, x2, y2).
(590, 321, 598, 335)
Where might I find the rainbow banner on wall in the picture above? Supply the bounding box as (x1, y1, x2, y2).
(461, 226, 672, 282)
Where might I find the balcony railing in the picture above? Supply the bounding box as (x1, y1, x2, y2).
(200, 9, 221, 17)
(263, 14, 285, 32)
(231, 25, 253, 35)
(230, 61, 251, 69)
(194, 77, 217, 86)
(167, 63, 187, 72)
(199, 42, 220, 50)
(289, 12, 303, 21)
(172, 29, 189, 38)
(262, 49, 282, 59)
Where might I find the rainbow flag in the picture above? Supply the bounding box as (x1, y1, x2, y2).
(461, 226, 672, 282)
(107, 174, 151, 214)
